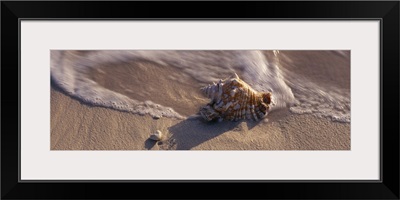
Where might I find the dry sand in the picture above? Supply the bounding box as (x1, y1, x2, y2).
(51, 86, 350, 150)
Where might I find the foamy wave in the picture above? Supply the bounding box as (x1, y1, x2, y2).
(272, 50, 351, 123)
(51, 50, 350, 123)
(235, 51, 296, 109)
(288, 87, 351, 123)
(51, 51, 185, 119)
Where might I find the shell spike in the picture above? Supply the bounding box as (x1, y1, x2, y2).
(234, 73, 240, 79)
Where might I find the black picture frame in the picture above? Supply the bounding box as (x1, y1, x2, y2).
(2, 1, 399, 199)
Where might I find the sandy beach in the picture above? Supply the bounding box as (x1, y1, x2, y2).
(51, 50, 350, 150)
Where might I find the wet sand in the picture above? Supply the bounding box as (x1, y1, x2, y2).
(51, 85, 350, 151)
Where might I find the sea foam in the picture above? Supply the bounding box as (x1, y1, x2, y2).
(51, 50, 350, 123)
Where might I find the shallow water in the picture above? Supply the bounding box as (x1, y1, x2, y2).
(51, 50, 350, 123)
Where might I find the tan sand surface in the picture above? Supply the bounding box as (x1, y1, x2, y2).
(51, 86, 350, 150)
(51, 50, 350, 150)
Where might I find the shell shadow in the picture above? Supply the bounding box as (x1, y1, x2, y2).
(144, 138, 157, 150)
(167, 118, 257, 150)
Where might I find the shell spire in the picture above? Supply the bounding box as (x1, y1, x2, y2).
(200, 79, 224, 102)
(199, 73, 274, 122)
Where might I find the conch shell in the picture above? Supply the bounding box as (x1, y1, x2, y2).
(199, 73, 274, 122)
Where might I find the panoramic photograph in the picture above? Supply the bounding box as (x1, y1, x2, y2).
(50, 50, 350, 150)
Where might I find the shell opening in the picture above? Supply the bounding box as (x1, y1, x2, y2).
(262, 92, 273, 105)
